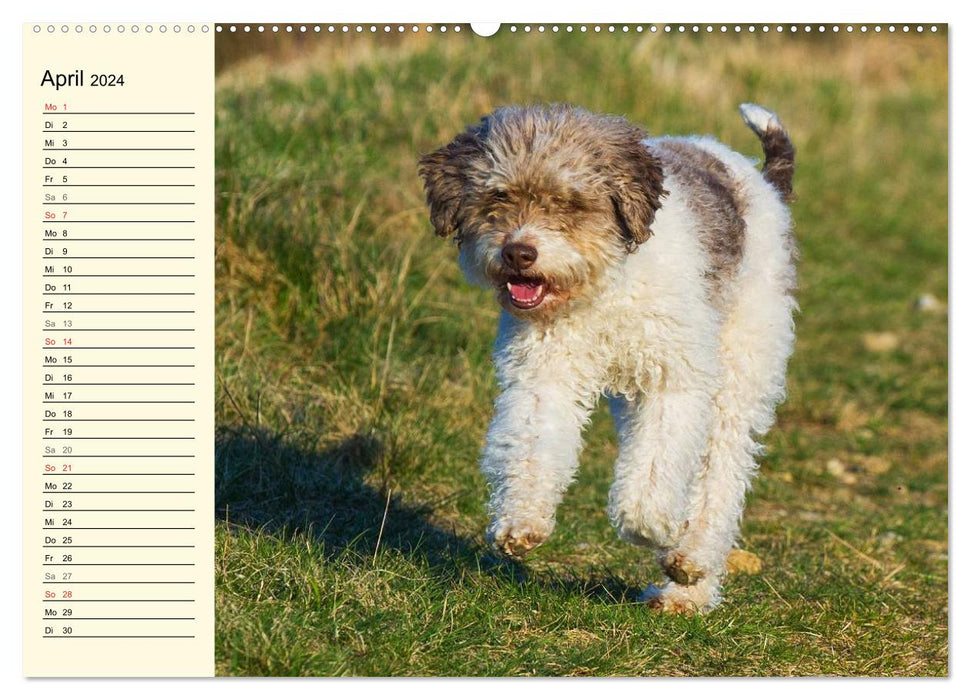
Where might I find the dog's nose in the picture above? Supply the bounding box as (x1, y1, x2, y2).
(502, 242, 538, 271)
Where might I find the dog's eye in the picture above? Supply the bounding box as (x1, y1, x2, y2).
(489, 189, 512, 204)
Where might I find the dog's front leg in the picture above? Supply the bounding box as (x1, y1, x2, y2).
(481, 374, 594, 559)
(607, 388, 714, 552)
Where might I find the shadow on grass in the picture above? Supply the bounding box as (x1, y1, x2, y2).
(215, 424, 641, 603)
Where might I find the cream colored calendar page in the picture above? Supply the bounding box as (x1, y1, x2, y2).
(22, 24, 215, 677)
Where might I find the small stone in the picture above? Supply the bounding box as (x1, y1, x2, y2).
(863, 332, 900, 353)
(726, 549, 763, 575)
(913, 293, 946, 314)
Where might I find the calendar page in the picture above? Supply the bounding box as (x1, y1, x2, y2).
(22, 23, 215, 677)
(20, 17, 950, 679)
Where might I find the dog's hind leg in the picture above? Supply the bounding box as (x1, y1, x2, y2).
(645, 253, 797, 613)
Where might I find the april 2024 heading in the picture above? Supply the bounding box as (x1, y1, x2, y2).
(40, 70, 126, 90)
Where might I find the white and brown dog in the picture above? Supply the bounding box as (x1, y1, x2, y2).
(419, 104, 797, 612)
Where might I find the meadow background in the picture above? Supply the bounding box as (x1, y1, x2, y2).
(213, 26, 948, 676)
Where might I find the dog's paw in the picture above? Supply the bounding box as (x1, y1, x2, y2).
(639, 580, 720, 614)
(659, 551, 706, 585)
(486, 516, 553, 558)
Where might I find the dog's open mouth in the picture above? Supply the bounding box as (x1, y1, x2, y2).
(505, 278, 548, 309)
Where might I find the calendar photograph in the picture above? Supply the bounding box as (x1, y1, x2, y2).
(211, 25, 948, 676)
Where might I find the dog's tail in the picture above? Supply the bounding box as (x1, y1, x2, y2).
(739, 103, 795, 202)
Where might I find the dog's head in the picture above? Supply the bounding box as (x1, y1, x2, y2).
(418, 105, 666, 319)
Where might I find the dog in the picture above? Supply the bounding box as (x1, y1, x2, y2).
(418, 103, 796, 612)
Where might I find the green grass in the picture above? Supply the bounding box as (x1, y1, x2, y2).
(213, 28, 948, 676)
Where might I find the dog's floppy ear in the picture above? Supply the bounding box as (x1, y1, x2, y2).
(418, 124, 487, 240)
(607, 129, 667, 251)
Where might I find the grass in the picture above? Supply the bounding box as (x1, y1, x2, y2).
(213, 28, 948, 676)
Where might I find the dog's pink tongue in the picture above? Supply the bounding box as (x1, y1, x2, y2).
(509, 281, 541, 300)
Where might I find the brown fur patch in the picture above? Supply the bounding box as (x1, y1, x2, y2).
(419, 104, 666, 251)
(660, 550, 706, 586)
(758, 126, 796, 202)
(417, 126, 487, 240)
(652, 139, 747, 292)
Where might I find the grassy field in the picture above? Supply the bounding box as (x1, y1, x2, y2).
(213, 27, 948, 676)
